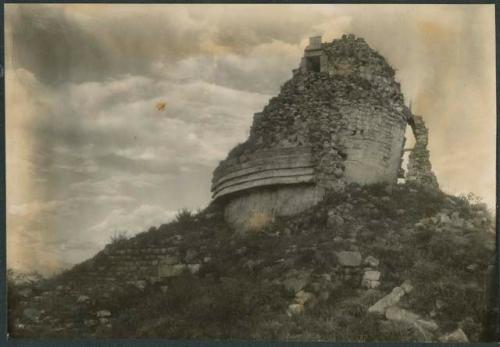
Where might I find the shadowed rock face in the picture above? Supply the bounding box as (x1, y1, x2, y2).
(211, 34, 436, 231)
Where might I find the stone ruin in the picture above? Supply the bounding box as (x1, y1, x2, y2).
(211, 34, 438, 231)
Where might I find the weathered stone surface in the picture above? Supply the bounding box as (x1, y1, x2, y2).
(187, 264, 201, 274)
(77, 295, 90, 303)
(401, 280, 414, 294)
(362, 279, 380, 289)
(320, 273, 332, 282)
(224, 185, 325, 231)
(466, 264, 478, 272)
(294, 290, 315, 305)
(99, 318, 110, 325)
(287, 303, 305, 316)
(416, 319, 439, 332)
(361, 270, 381, 288)
(406, 116, 439, 189)
(327, 212, 344, 229)
(282, 270, 311, 293)
(364, 255, 380, 267)
(318, 291, 330, 302)
(363, 270, 381, 281)
(385, 306, 438, 341)
(184, 249, 198, 263)
(23, 308, 42, 322)
(158, 263, 187, 278)
(211, 34, 421, 231)
(96, 310, 111, 318)
(439, 328, 469, 343)
(18, 288, 34, 298)
(84, 319, 98, 327)
(336, 251, 362, 267)
(160, 255, 180, 265)
(212, 147, 315, 199)
(129, 280, 147, 291)
(368, 286, 405, 314)
(385, 306, 420, 323)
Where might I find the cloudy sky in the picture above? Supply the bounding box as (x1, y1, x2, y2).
(5, 4, 496, 274)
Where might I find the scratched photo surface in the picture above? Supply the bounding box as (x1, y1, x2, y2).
(5, 4, 497, 341)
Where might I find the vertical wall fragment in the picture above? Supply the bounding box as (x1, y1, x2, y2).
(406, 115, 439, 189)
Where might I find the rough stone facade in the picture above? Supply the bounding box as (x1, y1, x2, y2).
(211, 34, 437, 231)
(76, 236, 205, 289)
(406, 115, 439, 189)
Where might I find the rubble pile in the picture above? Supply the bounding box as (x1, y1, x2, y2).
(8, 182, 495, 341)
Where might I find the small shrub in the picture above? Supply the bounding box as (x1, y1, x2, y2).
(413, 227, 434, 247)
(109, 230, 128, 245)
(174, 208, 195, 226)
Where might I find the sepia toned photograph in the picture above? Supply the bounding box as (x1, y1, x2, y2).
(4, 3, 498, 342)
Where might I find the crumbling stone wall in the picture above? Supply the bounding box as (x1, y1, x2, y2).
(211, 34, 419, 230)
(406, 116, 439, 189)
(75, 235, 205, 288)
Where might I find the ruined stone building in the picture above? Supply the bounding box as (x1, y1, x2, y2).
(211, 34, 438, 230)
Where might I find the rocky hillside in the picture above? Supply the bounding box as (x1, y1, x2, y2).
(8, 182, 497, 342)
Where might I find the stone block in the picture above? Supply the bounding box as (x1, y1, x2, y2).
(362, 279, 380, 289)
(282, 270, 311, 293)
(364, 255, 380, 267)
(401, 280, 413, 294)
(439, 328, 469, 343)
(287, 303, 304, 316)
(363, 270, 381, 281)
(96, 310, 111, 318)
(77, 295, 90, 304)
(160, 255, 180, 265)
(368, 286, 405, 314)
(23, 308, 42, 322)
(336, 251, 362, 267)
(294, 290, 315, 305)
(158, 263, 187, 278)
(187, 263, 201, 274)
(385, 306, 419, 323)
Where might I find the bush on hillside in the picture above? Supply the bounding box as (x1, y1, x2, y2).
(174, 208, 195, 226)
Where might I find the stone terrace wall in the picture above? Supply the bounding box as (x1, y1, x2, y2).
(73, 233, 207, 289)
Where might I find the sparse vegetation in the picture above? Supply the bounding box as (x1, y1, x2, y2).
(174, 208, 195, 226)
(109, 230, 129, 245)
(7, 183, 497, 341)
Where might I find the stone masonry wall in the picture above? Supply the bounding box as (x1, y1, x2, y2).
(406, 115, 439, 189)
(75, 234, 206, 290)
(211, 147, 314, 199)
(342, 106, 406, 185)
(212, 34, 414, 230)
(223, 184, 325, 232)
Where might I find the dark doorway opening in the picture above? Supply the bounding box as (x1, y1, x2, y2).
(306, 56, 321, 72)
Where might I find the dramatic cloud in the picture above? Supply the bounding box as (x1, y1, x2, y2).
(5, 4, 495, 274)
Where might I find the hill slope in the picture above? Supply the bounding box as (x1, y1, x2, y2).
(8, 182, 497, 342)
